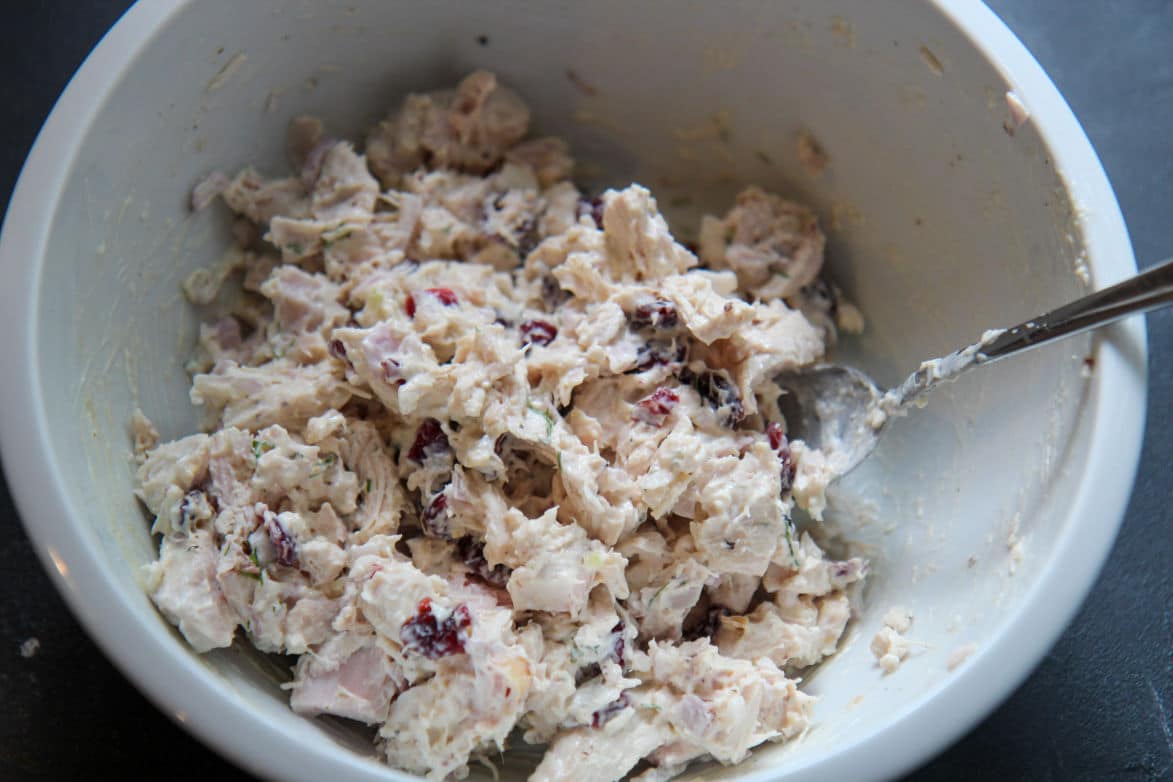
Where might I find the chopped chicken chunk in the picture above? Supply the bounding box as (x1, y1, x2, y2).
(135, 72, 868, 782)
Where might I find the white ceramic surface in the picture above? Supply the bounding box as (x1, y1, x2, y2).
(0, 1, 1146, 781)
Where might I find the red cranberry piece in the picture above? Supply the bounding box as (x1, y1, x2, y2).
(406, 288, 458, 318)
(520, 319, 558, 347)
(328, 338, 356, 371)
(407, 418, 449, 463)
(380, 357, 403, 384)
(263, 509, 298, 568)
(574, 621, 628, 685)
(632, 340, 687, 372)
(577, 620, 627, 683)
(421, 491, 450, 538)
(178, 490, 212, 530)
(680, 367, 744, 427)
(456, 536, 511, 587)
(606, 621, 626, 668)
(765, 422, 796, 493)
(633, 387, 680, 426)
(630, 300, 678, 330)
(577, 195, 605, 229)
(590, 692, 630, 728)
(400, 597, 472, 658)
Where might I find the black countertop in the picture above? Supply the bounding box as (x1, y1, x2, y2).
(1, 2, 1169, 780)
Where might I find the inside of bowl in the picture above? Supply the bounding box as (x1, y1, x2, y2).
(35, 0, 1099, 777)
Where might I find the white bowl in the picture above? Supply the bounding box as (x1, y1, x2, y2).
(0, 1, 1146, 780)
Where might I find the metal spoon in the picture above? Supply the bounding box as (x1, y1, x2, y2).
(775, 256, 1173, 476)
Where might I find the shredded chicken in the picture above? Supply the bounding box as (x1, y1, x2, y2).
(135, 71, 869, 781)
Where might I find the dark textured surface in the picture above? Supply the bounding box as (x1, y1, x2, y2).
(0, 2, 1169, 780)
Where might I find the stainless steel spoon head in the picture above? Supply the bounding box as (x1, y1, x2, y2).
(773, 257, 1173, 482)
(775, 364, 886, 476)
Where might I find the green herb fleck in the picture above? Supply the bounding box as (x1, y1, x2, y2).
(557, 451, 564, 471)
(784, 522, 799, 568)
(322, 225, 355, 249)
(527, 400, 554, 440)
(242, 570, 262, 582)
(668, 195, 693, 208)
(249, 548, 261, 569)
(252, 439, 275, 461)
(364, 478, 373, 494)
(310, 453, 337, 478)
(648, 582, 669, 607)
(366, 290, 385, 312)
(640, 703, 663, 713)
(755, 150, 774, 165)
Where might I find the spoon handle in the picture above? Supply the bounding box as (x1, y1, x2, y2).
(892, 257, 1173, 407)
(978, 255, 1173, 362)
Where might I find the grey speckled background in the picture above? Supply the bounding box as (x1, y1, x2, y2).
(0, 2, 1169, 780)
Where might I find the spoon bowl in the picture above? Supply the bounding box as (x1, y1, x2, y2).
(775, 365, 885, 476)
(777, 256, 1173, 479)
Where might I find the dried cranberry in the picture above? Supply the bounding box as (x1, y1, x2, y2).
(632, 340, 687, 373)
(684, 606, 729, 641)
(178, 490, 212, 529)
(380, 357, 403, 384)
(606, 621, 626, 668)
(630, 300, 678, 330)
(577, 622, 627, 684)
(421, 491, 450, 538)
(633, 387, 680, 426)
(407, 418, 449, 463)
(520, 319, 558, 347)
(456, 536, 511, 587)
(766, 422, 796, 493)
(406, 288, 458, 318)
(264, 510, 298, 568)
(590, 692, 630, 728)
(577, 195, 605, 229)
(680, 367, 744, 427)
(328, 338, 349, 362)
(400, 597, 471, 658)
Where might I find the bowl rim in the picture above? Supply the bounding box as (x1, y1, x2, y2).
(0, 1, 1147, 781)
